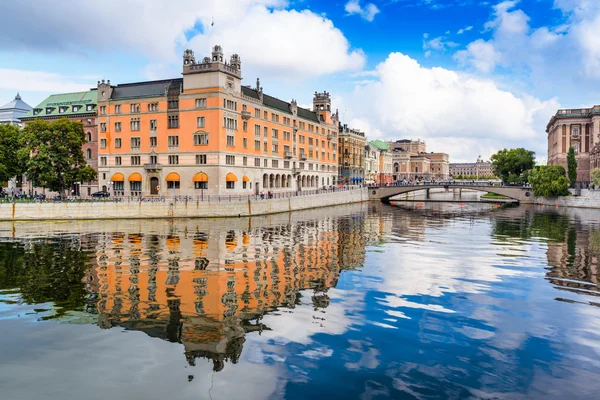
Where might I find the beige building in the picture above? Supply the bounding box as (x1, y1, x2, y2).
(546, 106, 600, 184)
(450, 156, 495, 179)
(338, 124, 366, 185)
(387, 139, 449, 181)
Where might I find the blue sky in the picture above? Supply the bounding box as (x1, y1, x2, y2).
(1, 0, 599, 161)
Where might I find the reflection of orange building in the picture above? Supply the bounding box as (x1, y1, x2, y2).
(91, 218, 348, 370)
(97, 45, 339, 197)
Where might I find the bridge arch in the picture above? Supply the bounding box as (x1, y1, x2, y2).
(368, 184, 532, 204)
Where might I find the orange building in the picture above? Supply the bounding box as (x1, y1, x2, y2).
(97, 45, 339, 197)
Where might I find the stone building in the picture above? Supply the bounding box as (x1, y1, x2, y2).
(367, 140, 393, 185)
(0, 93, 32, 127)
(450, 156, 495, 179)
(20, 90, 99, 196)
(387, 139, 449, 181)
(338, 123, 366, 185)
(546, 106, 600, 184)
(97, 46, 339, 197)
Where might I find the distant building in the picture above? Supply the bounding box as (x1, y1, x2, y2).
(20, 90, 99, 196)
(0, 93, 32, 127)
(386, 139, 449, 181)
(338, 124, 366, 185)
(367, 140, 393, 185)
(450, 156, 495, 178)
(546, 106, 600, 184)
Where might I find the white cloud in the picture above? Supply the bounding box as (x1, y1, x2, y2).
(0, 0, 364, 78)
(345, 0, 381, 22)
(338, 53, 559, 160)
(457, 25, 473, 35)
(455, 39, 501, 73)
(0, 69, 92, 93)
(422, 34, 459, 57)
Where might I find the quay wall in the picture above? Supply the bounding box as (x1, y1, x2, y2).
(0, 189, 368, 221)
(533, 189, 600, 209)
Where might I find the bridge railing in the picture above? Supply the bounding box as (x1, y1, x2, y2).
(369, 182, 530, 189)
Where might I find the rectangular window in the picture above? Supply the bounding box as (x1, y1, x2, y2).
(115, 138, 122, 148)
(100, 138, 107, 148)
(195, 181, 208, 189)
(264, 142, 268, 152)
(243, 181, 247, 189)
(130, 181, 142, 191)
(226, 155, 235, 165)
(168, 135, 179, 147)
(197, 116, 205, 128)
(243, 138, 248, 148)
(272, 160, 278, 168)
(100, 157, 107, 166)
(272, 129, 278, 138)
(150, 119, 157, 130)
(243, 121, 248, 131)
(226, 135, 235, 147)
(114, 181, 124, 191)
(264, 126, 268, 137)
(167, 181, 180, 189)
(264, 111, 268, 119)
(100, 106, 106, 115)
(284, 161, 290, 169)
(223, 117, 237, 130)
(196, 154, 207, 164)
(115, 122, 121, 132)
(168, 155, 179, 165)
(168, 115, 179, 129)
(224, 99, 237, 111)
(195, 98, 207, 108)
(115, 105, 121, 114)
(149, 137, 157, 147)
(264, 159, 268, 167)
(226, 181, 235, 189)
(73, 105, 80, 112)
(255, 158, 260, 167)
(168, 99, 179, 109)
(243, 156, 247, 166)
(130, 103, 140, 113)
(148, 103, 158, 112)
(100, 123, 106, 132)
(254, 124, 261, 137)
(255, 108, 260, 118)
(130, 119, 140, 131)
(194, 133, 209, 145)
(86, 104, 94, 111)
(272, 144, 278, 153)
(254, 140, 260, 150)
(131, 156, 141, 165)
(149, 155, 157, 164)
(115, 156, 122, 166)
(131, 137, 141, 149)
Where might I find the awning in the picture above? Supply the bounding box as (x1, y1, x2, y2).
(242, 175, 250, 182)
(226, 173, 238, 182)
(165, 172, 180, 182)
(128, 173, 142, 182)
(193, 172, 208, 182)
(111, 173, 124, 182)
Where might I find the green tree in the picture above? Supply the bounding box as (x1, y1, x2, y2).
(591, 168, 600, 187)
(20, 118, 97, 195)
(490, 148, 535, 184)
(528, 165, 569, 197)
(0, 124, 25, 184)
(567, 146, 578, 188)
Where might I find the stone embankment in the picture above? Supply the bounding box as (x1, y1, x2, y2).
(0, 188, 368, 221)
(533, 189, 600, 209)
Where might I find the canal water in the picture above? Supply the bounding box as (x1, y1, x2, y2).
(1, 202, 600, 399)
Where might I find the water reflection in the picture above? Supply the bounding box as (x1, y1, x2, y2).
(2, 204, 600, 399)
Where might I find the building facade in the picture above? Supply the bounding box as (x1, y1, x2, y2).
(367, 140, 393, 185)
(547, 106, 600, 184)
(338, 124, 366, 185)
(387, 139, 450, 181)
(20, 90, 99, 196)
(0, 93, 32, 127)
(97, 46, 339, 197)
(450, 156, 495, 179)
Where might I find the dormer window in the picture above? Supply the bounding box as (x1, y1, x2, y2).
(33, 109, 40, 115)
(86, 104, 93, 111)
(46, 107, 53, 114)
(73, 105, 81, 112)
(59, 106, 67, 114)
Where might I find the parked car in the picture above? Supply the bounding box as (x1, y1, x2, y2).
(91, 191, 110, 198)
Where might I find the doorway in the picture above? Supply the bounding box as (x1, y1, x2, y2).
(150, 177, 159, 195)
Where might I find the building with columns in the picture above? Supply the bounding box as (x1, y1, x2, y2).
(338, 123, 366, 185)
(97, 45, 339, 197)
(547, 106, 600, 184)
(0, 93, 32, 127)
(450, 156, 495, 179)
(387, 139, 449, 181)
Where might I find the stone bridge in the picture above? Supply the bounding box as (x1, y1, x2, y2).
(368, 184, 534, 204)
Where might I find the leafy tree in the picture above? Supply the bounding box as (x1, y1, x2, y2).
(528, 165, 569, 197)
(591, 168, 600, 187)
(0, 124, 25, 184)
(20, 118, 97, 195)
(490, 148, 535, 183)
(567, 146, 578, 188)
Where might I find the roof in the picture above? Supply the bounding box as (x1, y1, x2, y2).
(110, 78, 183, 100)
(368, 139, 390, 151)
(241, 86, 320, 123)
(0, 93, 32, 124)
(21, 90, 97, 119)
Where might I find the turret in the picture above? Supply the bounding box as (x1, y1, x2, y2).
(212, 45, 223, 63)
(183, 49, 195, 66)
(313, 91, 332, 124)
(230, 54, 241, 71)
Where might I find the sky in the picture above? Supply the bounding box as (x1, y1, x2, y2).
(1, 0, 599, 162)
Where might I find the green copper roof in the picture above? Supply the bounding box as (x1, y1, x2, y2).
(368, 139, 390, 151)
(21, 90, 97, 119)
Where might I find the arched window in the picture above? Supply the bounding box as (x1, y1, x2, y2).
(86, 132, 92, 142)
(86, 148, 92, 159)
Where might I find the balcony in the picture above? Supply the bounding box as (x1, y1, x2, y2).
(292, 167, 301, 175)
(241, 111, 251, 120)
(327, 134, 333, 140)
(284, 151, 293, 159)
(300, 154, 307, 161)
(144, 163, 162, 171)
